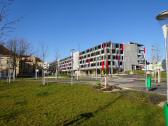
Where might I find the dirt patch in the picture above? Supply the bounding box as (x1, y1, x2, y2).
(94, 85, 122, 92)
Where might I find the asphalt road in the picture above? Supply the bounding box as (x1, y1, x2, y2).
(45, 75, 167, 96)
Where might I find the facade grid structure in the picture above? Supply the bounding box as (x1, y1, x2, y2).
(57, 41, 130, 76)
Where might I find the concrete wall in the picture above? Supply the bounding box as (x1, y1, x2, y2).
(124, 44, 138, 71)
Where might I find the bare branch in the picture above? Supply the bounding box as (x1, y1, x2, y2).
(0, 0, 20, 40)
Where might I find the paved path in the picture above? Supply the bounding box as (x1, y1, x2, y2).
(108, 75, 167, 96)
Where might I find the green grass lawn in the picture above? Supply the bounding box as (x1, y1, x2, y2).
(0, 80, 166, 126)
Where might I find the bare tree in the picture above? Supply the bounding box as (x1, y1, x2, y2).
(40, 44, 48, 85)
(6, 38, 17, 80)
(18, 39, 32, 56)
(54, 51, 59, 80)
(0, 0, 20, 40)
(6, 38, 32, 80)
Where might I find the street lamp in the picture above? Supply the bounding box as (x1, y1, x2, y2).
(70, 49, 75, 85)
(156, 10, 168, 126)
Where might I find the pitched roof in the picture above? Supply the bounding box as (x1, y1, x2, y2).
(0, 44, 11, 55)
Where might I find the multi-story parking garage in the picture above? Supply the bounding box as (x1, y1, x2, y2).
(51, 41, 145, 76)
(79, 42, 124, 76)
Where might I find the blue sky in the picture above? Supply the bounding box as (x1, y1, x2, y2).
(8, 0, 168, 62)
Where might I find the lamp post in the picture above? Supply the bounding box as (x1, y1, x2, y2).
(70, 49, 75, 85)
(156, 10, 168, 126)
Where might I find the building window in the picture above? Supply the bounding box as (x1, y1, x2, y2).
(107, 49, 110, 53)
(108, 55, 111, 59)
(112, 61, 115, 65)
(108, 61, 111, 65)
(96, 51, 100, 55)
(116, 44, 119, 48)
(101, 50, 104, 54)
(91, 63, 96, 67)
(112, 49, 115, 54)
(107, 42, 111, 47)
